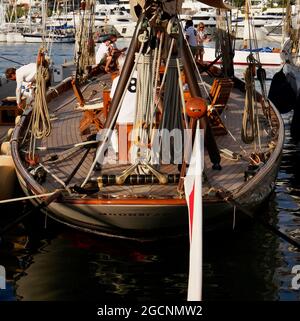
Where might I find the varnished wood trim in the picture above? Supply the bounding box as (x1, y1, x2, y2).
(59, 198, 187, 206)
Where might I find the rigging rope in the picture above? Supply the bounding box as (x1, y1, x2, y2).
(178, 18, 210, 100)
(133, 52, 154, 162)
(81, 28, 147, 187)
(178, 14, 251, 156)
(176, 58, 189, 130)
(215, 8, 233, 77)
(151, 31, 164, 125)
(0, 191, 57, 204)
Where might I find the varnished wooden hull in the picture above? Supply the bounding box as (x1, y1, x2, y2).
(13, 140, 282, 240)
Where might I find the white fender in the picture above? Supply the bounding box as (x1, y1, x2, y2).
(0, 155, 16, 200)
(0, 141, 11, 155)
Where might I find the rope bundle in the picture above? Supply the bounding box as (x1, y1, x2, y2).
(31, 63, 51, 139)
(26, 50, 52, 160)
(241, 65, 257, 144)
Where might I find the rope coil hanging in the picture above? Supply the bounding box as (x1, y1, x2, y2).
(27, 48, 52, 160)
(32, 51, 51, 139)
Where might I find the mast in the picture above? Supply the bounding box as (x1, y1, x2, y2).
(74, 0, 96, 82)
(215, 7, 234, 77)
(41, 0, 46, 37)
(243, 0, 251, 49)
(0, 0, 5, 28)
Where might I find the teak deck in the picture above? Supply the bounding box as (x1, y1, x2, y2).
(31, 73, 276, 199)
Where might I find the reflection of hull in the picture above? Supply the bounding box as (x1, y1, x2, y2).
(203, 46, 282, 66)
(23, 33, 75, 43)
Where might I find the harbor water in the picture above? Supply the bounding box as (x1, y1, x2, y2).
(0, 42, 300, 301)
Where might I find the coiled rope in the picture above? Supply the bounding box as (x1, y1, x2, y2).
(31, 62, 51, 139)
(27, 50, 51, 159)
(241, 63, 257, 144)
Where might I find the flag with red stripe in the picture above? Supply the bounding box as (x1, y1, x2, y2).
(184, 120, 204, 301)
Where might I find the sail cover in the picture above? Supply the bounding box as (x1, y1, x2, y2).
(197, 0, 231, 9)
(130, 0, 231, 17)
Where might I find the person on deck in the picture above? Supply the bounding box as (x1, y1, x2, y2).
(95, 35, 127, 73)
(95, 38, 111, 68)
(184, 19, 198, 58)
(196, 22, 211, 63)
(5, 63, 37, 109)
(105, 35, 127, 73)
(94, 55, 137, 168)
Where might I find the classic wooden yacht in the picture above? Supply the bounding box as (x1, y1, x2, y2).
(10, 0, 284, 240)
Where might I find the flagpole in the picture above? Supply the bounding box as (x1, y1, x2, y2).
(183, 97, 206, 301)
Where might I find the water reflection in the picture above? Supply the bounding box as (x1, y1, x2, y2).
(272, 115, 300, 301)
(8, 222, 189, 301)
(0, 214, 282, 301)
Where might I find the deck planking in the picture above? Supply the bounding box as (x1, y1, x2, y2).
(30, 73, 277, 199)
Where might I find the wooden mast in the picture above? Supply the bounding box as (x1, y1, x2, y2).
(180, 30, 221, 167)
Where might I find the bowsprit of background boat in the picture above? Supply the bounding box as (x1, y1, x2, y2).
(10, 0, 284, 240)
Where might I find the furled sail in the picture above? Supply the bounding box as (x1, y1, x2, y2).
(197, 0, 231, 10)
(130, 0, 231, 20)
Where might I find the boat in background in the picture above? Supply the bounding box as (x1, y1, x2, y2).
(22, 30, 75, 43)
(232, 7, 286, 40)
(181, 10, 216, 36)
(94, 7, 136, 38)
(203, 45, 281, 66)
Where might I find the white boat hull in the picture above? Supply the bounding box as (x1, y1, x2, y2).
(23, 33, 75, 43)
(0, 32, 6, 42)
(203, 46, 282, 66)
(113, 23, 136, 38)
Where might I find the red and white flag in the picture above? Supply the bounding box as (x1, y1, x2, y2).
(184, 120, 204, 301)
